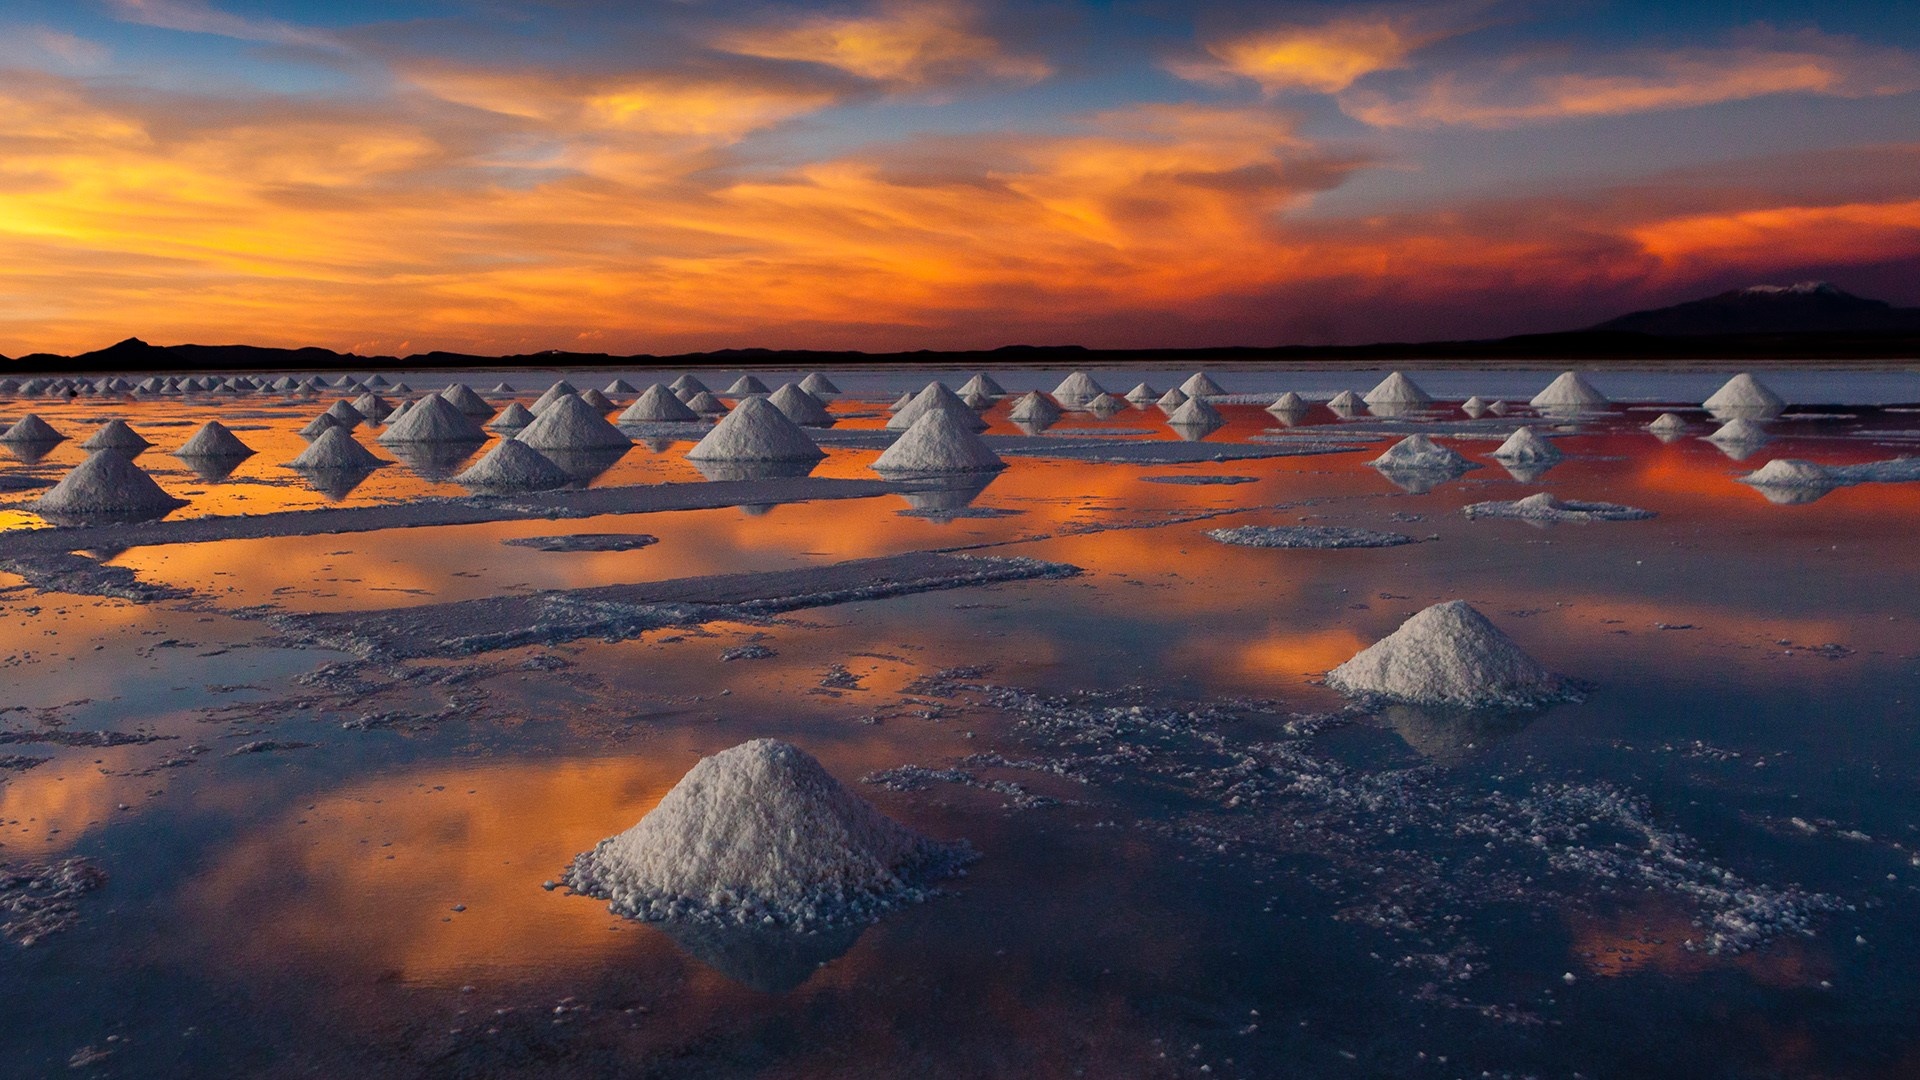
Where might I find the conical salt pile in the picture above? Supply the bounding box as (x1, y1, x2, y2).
(351, 393, 393, 422)
(960, 388, 993, 409)
(958, 373, 1005, 398)
(726, 375, 770, 396)
(176, 421, 254, 458)
(289, 426, 383, 469)
(889, 382, 987, 432)
(604, 379, 637, 395)
(1084, 392, 1126, 416)
(31, 451, 187, 517)
(80, 419, 152, 452)
(872, 407, 1005, 474)
(1327, 389, 1363, 411)
(273, 376, 301, 391)
(563, 739, 968, 927)
(1180, 372, 1225, 397)
(687, 396, 824, 462)
(1703, 373, 1786, 413)
(670, 374, 709, 398)
(298, 414, 340, 440)
(1647, 412, 1687, 433)
(686, 391, 728, 414)
(1737, 459, 1833, 488)
(1529, 371, 1609, 410)
(331, 375, 358, 390)
(1268, 391, 1305, 412)
(1371, 434, 1473, 472)
(441, 383, 494, 417)
(1491, 427, 1561, 462)
(887, 392, 914, 413)
(799, 372, 840, 396)
(578, 388, 617, 412)
(489, 382, 516, 395)
(530, 380, 581, 415)
(365, 375, 390, 388)
(1486, 400, 1510, 416)
(377, 394, 487, 443)
(513, 392, 632, 451)
(1007, 391, 1062, 424)
(1363, 371, 1432, 405)
(1462, 395, 1488, 416)
(1168, 397, 1223, 427)
(1705, 417, 1769, 445)
(488, 402, 536, 430)
(324, 399, 366, 428)
(455, 436, 570, 491)
(0, 414, 64, 443)
(621, 385, 699, 423)
(1051, 371, 1104, 404)
(768, 383, 832, 426)
(388, 382, 413, 394)
(1125, 382, 1159, 403)
(1155, 387, 1189, 411)
(1327, 601, 1573, 708)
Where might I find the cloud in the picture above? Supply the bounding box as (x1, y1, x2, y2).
(1343, 26, 1920, 128)
(1172, 11, 1452, 95)
(106, 0, 340, 50)
(711, 0, 1050, 86)
(0, 26, 111, 72)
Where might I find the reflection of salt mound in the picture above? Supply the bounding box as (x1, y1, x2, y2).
(687, 396, 824, 462)
(1462, 396, 1488, 417)
(1529, 371, 1608, 410)
(176, 421, 254, 458)
(889, 382, 987, 432)
(1327, 601, 1575, 708)
(1167, 397, 1223, 428)
(1370, 434, 1474, 472)
(872, 408, 1005, 474)
(1125, 382, 1159, 403)
(488, 402, 535, 430)
(1267, 391, 1305, 412)
(1647, 412, 1687, 434)
(656, 915, 865, 994)
(1704, 372, 1786, 414)
(564, 739, 971, 928)
(378, 395, 487, 444)
(455, 437, 571, 492)
(32, 451, 187, 518)
(1, 414, 64, 443)
(1490, 427, 1561, 462)
(1155, 387, 1189, 412)
(1364, 371, 1431, 405)
(1705, 417, 1769, 445)
(685, 391, 728, 414)
(1462, 492, 1654, 522)
(1382, 704, 1536, 767)
(726, 375, 770, 397)
(289, 426, 384, 469)
(799, 372, 840, 396)
(530, 381, 581, 415)
(1007, 391, 1061, 425)
(513, 393, 632, 451)
(1180, 372, 1225, 397)
(768, 383, 832, 426)
(1051, 371, 1103, 403)
(1326, 390, 1362, 412)
(1737, 459, 1834, 489)
(623, 385, 700, 422)
(441, 384, 493, 417)
(958, 373, 1004, 398)
(81, 420, 152, 452)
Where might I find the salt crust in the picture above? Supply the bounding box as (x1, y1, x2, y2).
(1461, 493, 1655, 522)
(1206, 525, 1416, 548)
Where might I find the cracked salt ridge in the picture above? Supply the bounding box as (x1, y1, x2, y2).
(501, 533, 659, 553)
(275, 552, 1082, 660)
(1461, 493, 1656, 523)
(0, 857, 106, 946)
(876, 680, 1845, 959)
(1205, 525, 1419, 549)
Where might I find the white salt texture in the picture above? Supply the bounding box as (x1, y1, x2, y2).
(1327, 601, 1576, 708)
(1490, 427, 1561, 463)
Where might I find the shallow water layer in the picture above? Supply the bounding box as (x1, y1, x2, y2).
(2, 367, 1919, 1079)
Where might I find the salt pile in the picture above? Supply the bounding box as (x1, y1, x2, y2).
(288, 426, 384, 470)
(563, 739, 970, 928)
(1736, 459, 1834, 489)
(799, 372, 840, 396)
(489, 382, 516, 395)
(1326, 390, 1363, 412)
(1327, 601, 1576, 708)
(1370, 434, 1475, 472)
(351, 393, 392, 422)
(1703, 372, 1786, 414)
(1647, 412, 1688, 433)
(530, 381, 581, 415)
(377, 394, 487, 443)
(1528, 371, 1609, 410)
(1267, 391, 1306, 412)
(1179, 372, 1225, 397)
(768, 383, 832, 426)
(725, 375, 770, 396)
(889, 382, 987, 432)
(579, 388, 617, 412)
(1490, 427, 1561, 462)
(388, 382, 413, 394)
(297, 414, 339, 440)
(80, 420, 152, 452)
(960, 388, 994, 409)
(1051, 371, 1104, 404)
(1206, 525, 1414, 549)
(1007, 391, 1061, 424)
(686, 396, 825, 462)
(31, 451, 187, 517)
(872, 408, 1005, 474)
(1167, 397, 1223, 428)
(685, 391, 728, 414)
(958, 373, 1005, 398)
(0, 414, 64, 443)
(1462, 395, 1488, 416)
(1462, 493, 1655, 522)
(670, 374, 709, 398)
(175, 421, 254, 458)
(887, 392, 914, 413)
(1363, 371, 1432, 405)
(1486, 400, 1510, 416)
(324, 399, 366, 428)
(513, 393, 631, 451)
(620, 385, 699, 422)
(365, 374, 390, 388)
(1705, 417, 1769, 445)
(488, 402, 536, 430)
(1084, 392, 1125, 416)
(454, 437, 571, 491)
(441, 384, 493, 417)
(1155, 387, 1189, 411)
(604, 379, 637, 395)
(331, 375, 358, 390)
(1125, 382, 1159, 403)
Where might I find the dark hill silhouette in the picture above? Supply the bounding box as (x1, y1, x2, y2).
(1594, 282, 1920, 336)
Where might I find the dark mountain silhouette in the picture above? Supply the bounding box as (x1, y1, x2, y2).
(1593, 282, 1920, 336)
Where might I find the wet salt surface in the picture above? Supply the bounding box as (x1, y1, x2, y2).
(2, 369, 1920, 1077)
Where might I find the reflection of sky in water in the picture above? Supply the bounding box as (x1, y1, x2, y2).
(1, 375, 1919, 1076)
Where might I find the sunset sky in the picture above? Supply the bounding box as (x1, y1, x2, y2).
(2, 0, 1918, 356)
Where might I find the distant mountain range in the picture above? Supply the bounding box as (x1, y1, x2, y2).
(6, 284, 1919, 373)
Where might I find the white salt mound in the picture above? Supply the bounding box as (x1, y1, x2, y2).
(887, 392, 914, 413)
(1268, 391, 1305, 412)
(1007, 391, 1062, 423)
(799, 372, 840, 396)
(1462, 396, 1488, 416)
(1, 414, 64, 443)
(1703, 372, 1786, 413)
(621, 385, 699, 423)
(351, 393, 392, 421)
(289, 426, 383, 469)
(1125, 382, 1158, 403)
(32, 451, 186, 515)
(958, 373, 1005, 398)
(1327, 390, 1362, 411)
(1737, 459, 1834, 488)
(530, 381, 581, 415)
(604, 379, 637, 395)
(1051, 371, 1104, 403)
(1528, 371, 1609, 409)
(378, 394, 487, 443)
(1647, 413, 1688, 433)
(441, 384, 493, 417)
(1364, 371, 1432, 405)
(1490, 427, 1561, 463)
(1327, 600, 1575, 708)
(1083, 392, 1125, 416)
(81, 420, 152, 451)
(324, 399, 366, 427)
(872, 408, 1005, 474)
(513, 393, 632, 451)
(488, 402, 536, 430)
(670, 374, 708, 396)
(176, 421, 254, 458)
(1168, 397, 1223, 427)
(1180, 372, 1226, 397)
(298, 414, 340, 440)
(726, 375, 770, 396)
(579, 388, 617, 412)
(1462, 493, 1655, 522)
(1156, 387, 1189, 411)
(1486, 400, 1510, 416)
(455, 437, 571, 491)
(1371, 434, 1474, 472)
(768, 383, 832, 426)
(1705, 417, 1769, 444)
(687, 396, 824, 462)
(685, 391, 728, 415)
(889, 382, 987, 432)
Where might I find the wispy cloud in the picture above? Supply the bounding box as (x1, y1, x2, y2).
(712, 0, 1051, 86)
(106, 0, 340, 50)
(1170, 4, 1492, 95)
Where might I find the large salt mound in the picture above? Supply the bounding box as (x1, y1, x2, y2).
(621, 385, 699, 423)
(1705, 417, 1769, 445)
(378, 394, 487, 443)
(1267, 391, 1306, 412)
(488, 402, 536, 430)
(1528, 371, 1609, 409)
(324, 399, 367, 427)
(958, 373, 1005, 398)
(1363, 371, 1432, 405)
(1051, 371, 1104, 403)
(670, 374, 709, 397)
(80, 420, 152, 452)
(1179, 372, 1226, 397)
(289, 426, 384, 470)
(563, 739, 971, 928)
(513, 393, 632, 451)
(530, 381, 581, 415)
(297, 414, 339, 440)
(1007, 391, 1062, 423)
(889, 382, 987, 432)
(799, 372, 840, 396)
(1327, 601, 1576, 708)
(1737, 459, 1834, 488)
(1490, 427, 1561, 462)
(1462, 493, 1655, 522)
(1326, 390, 1362, 411)
(1647, 412, 1688, 433)
(1370, 434, 1475, 472)
(872, 408, 1005, 474)
(455, 437, 571, 491)
(768, 383, 832, 426)
(1, 414, 64, 443)
(1167, 397, 1223, 428)
(176, 421, 254, 458)
(1704, 372, 1786, 413)
(351, 393, 393, 422)
(687, 396, 824, 462)
(685, 391, 728, 414)
(1155, 387, 1189, 411)
(31, 451, 186, 517)
(1125, 382, 1159, 403)
(441, 384, 493, 417)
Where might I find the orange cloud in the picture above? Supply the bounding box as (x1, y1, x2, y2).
(1173, 13, 1451, 95)
(713, 0, 1050, 86)
(1631, 199, 1920, 275)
